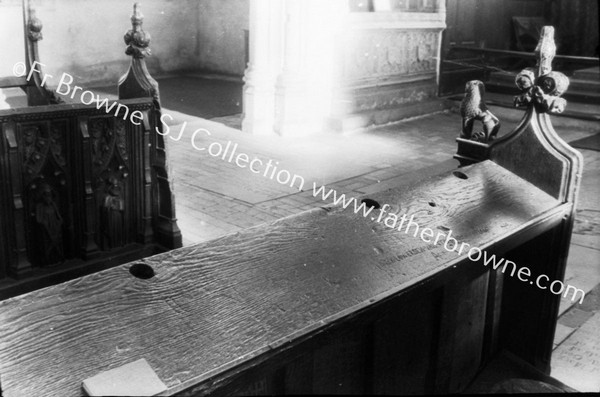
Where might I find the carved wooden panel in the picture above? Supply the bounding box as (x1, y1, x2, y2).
(0, 100, 181, 297)
(88, 116, 132, 250)
(0, 3, 180, 298)
(18, 120, 74, 268)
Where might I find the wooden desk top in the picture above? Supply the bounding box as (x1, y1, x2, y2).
(0, 160, 565, 396)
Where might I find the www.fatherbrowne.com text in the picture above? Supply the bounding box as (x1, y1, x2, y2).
(157, 116, 585, 304)
(15, 61, 585, 304)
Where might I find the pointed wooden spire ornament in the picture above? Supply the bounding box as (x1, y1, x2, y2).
(22, 2, 62, 105)
(117, 2, 181, 249)
(118, 3, 160, 106)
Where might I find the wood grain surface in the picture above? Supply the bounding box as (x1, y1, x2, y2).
(0, 160, 564, 396)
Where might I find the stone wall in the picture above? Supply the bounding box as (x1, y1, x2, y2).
(196, 0, 249, 76)
(0, 0, 26, 78)
(0, 0, 249, 86)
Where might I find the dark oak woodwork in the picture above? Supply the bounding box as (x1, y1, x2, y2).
(0, 99, 182, 298)
(0, 3, 181, 298)
(0, 13, 582, 397)
(119, 3, 181, 251)
(0, 153, 580, 395)
(453, 27, 583, 376)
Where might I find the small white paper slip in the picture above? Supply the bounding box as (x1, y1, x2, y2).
(82, 358, 167, 396)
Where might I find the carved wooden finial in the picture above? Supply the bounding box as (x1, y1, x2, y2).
(118, 2, 159, 104)
(454, 24, 581, 204)
(27, 8, 43, 42)
(514, 26, 569, 114)
(455, 26, 575, 168)
(22, 3, 62, 105)
(124, 3, 151, 58)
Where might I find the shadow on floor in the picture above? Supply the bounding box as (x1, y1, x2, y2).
(94, 74, 243, 119)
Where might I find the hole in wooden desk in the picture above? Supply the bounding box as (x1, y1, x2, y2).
(129, 263, 155, 279)
(361, 198, 381, 209)
(453, 171, 468, 180)
(429, 201, 437, 207)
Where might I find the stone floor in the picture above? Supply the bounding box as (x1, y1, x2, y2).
(1, 74, 599, 391)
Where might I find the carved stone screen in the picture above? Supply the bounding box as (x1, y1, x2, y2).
(330, 4, 446, 129)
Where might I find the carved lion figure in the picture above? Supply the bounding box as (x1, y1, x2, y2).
(460, 80, 500, 143)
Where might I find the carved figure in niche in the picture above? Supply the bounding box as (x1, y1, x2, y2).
(460, 80, 500, 143)
(35, 183, 64, 265)
(101, 177, 125, 249)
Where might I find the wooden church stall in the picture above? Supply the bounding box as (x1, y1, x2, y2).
(0, 2, 181, 299)
(0, 7, 582, 397)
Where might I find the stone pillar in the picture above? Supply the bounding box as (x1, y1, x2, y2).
(436, 0, 446, 87)
(273, 0, 309, 136)
(241, 0, 283, 135)
(243, 0, 346, 137)
(274, 0, 348, 136)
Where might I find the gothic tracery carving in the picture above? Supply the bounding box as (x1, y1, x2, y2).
(22, 126, 48, 182)
(50, 123, 67, 168)
(88, 117, 130, 250)
(90, 118, 119, 175)
(115, 119, 129, 162)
